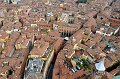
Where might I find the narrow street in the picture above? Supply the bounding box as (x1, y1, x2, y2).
(46, 39, 68, 79)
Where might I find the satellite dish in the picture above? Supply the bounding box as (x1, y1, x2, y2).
(110, 47, 116, 52)
(64, 37, 69, 41)
(95, 59, 105, 71)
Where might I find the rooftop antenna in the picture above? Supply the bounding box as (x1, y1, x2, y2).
(72, 37, 76, 43)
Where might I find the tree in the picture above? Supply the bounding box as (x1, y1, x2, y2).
(76, 0, 87, 4)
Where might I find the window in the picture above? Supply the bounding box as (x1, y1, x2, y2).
(100, 17, 103, 20)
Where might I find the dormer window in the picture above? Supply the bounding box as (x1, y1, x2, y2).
(2, 61, 9, 67)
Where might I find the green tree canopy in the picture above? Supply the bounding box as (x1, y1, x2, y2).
(76, 0, 87, 3)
